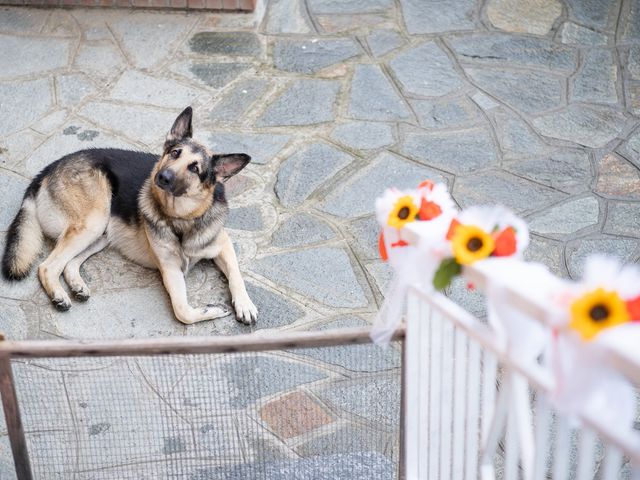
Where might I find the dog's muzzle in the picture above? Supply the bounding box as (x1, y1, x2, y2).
(155, 169, 176, 192)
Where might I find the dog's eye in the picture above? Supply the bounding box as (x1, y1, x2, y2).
(187, 162, 199, 174)
(170, 149, 181, 159)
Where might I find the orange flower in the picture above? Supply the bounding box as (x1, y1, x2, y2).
(626, 296, 640, 321)
(419, 198, 442, 221)
(418, 179, 434, 190)
(446, 219, 460, 240)
(492, 227, 517, 257)
(378, 231, 388, 261)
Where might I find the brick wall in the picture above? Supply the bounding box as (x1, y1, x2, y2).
(0, 0, 255, 10)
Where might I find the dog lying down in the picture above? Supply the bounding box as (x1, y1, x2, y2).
(1, 107, 258, 325)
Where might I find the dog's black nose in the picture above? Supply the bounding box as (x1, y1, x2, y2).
(156, 169, 176, 191)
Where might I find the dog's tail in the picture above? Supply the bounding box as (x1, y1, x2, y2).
(2, 195, 43, 280)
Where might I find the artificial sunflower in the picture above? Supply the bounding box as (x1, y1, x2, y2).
(451, 224, 495, 265)
(570, 288, 630, 341)
(387, 196, 418, 229)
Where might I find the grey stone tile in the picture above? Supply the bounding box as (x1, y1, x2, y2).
(471, 91, 500, 111)
(389, 42, 465, 97)
(0, 78, 52, 136)
(566, 236, 640, 278)
(348, 65, 410, 121)
(454, 170, 566, 215)
(308, 0, 392, 14)
(532, 105, 626, 148)
(627, 46, 640, 80)
(209, 79, 270, 123)
(0, 129, 45, 168)
(314, 14, 390, 34)
(398, 0, 476, 34)
(528, 196, 600, 239)
(263, 0, 314, 34)
(293, 316, 400, 372)
(0, 34, 70, 78)
(604, 201, 640, 237)
(109, 70, 202, 108)
(523, 236, 565, 277)
(0, 169, 28, 231)
(315, 374, 400, 427)
(56, 73, 96, 108)
(170, 61, 251, 89)
(595, 153, 640, 199)
(449, 34, 578, 72)
(366, 29, 405, 57)
(273, 38, 361, 74)
(330, 121, 395, 150)
(257, 79, 340, 127)
(188, 31, 260, 57)
(343, 215, 380, 260)
(565, 0, 617, 29)
(275, 143, 354, 207)
(227, 205, 263, 231)
(503, 150, 592, 194)
(620, 0, 640, 42)
(486, 0, 562, 35)
(208, 132, 290, 165)
(0, 7, 48, 33)
(319, 151, 448, 218)
(73, 43, 125, 76)
(0, 299, 28, 340)
(399, 127, 499, 174)
(411, 97, 479, 129)
(296, 423, 389, 458)
(465, 67, 563, 114)
(253, 247, 369, 308)
(571, 49, 618, 104)
(272, 213, 336, 248)
(618, 129, 640, 168)
(31, 110, 68, 136)
(365, 261, 393, 293)
(109, 12, 195, 69)
(244, 282, 306, 329)
(490, 108, 549, 157)
(559, 22, 608, 46)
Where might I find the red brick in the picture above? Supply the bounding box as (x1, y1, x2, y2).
(171, 0, 186, 7)
(188, 0, 204, 8)
(151, 0, 167, 6)
(132, 0, 149, 6)
(237, 0, 253, 10)
(222, 0, 236, 9)
(205, 0, 221, 8)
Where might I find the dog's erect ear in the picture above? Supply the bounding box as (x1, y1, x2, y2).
(165, 106, 193, 146)
(210, 153, 251, 182)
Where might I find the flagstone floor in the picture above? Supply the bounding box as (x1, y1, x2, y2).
(0, 0, 638, 477)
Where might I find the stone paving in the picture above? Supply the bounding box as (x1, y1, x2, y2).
(0, 0, 640, 477)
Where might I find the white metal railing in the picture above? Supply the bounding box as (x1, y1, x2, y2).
(403, 267, 640, 480)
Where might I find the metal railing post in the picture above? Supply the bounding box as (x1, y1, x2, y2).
(0, 345, 33, 480)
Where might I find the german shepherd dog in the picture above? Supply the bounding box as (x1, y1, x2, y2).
(2, 107, 258, 325)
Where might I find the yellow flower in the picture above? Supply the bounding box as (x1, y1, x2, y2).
(451, 225, 495, 265)
(387, 196, 418, 229)
(570, 288, 630, 341)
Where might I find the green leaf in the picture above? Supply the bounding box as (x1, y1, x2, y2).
(432, 258, 462, 291)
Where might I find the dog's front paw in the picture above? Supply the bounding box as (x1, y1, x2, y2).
(51, 293, 72, 312)
(71, 286, 91, 302)
(233, 295, 257, 325)
(202, 303, 232, 320)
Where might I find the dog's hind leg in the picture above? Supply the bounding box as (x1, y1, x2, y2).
(63, 235, 108, 301)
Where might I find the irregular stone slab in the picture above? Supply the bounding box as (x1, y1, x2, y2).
(399, 127, 499, 174)
(296, 423, 389, 458)
(209, 79, 270, 123)
(348, 65, 410, 121)
(170, 61, 250, 89)
(389, 42, 465, 97)
(0, 128, 45, 168)
(260, 391, 333, 439)
(0, 78, 52, 136)
(316, 13, 389, 34)
(0, 169, 28, 231)
(471, 91, 500, 110)
(491, 107, 549, 157)
(315, 375, 400, 426)
(621, 0, 640, 42)
(411, 97, 479, 129)
(73, 43, 125, 76)
(110, 70, 201, 108)
(595, 154, 640, 199)
(503, 150, 592, 194)
(308, 0, 392, 13)
(272, 213, 336, 248)
(572, 49, 617, 104)
(617, 129, 640, 168)
(56, 73, 96, 108)
(454, 170, 566, 214)
(628, 47, 640, 80)
(0, 8, 48, 33)
(529, 196, 600, 238)
(344, 215, 380, 260)
(487, 0, 562, 34)
(227, 206, 263, 231)
(293, 317, 400, 372)
(80, 102, 175, 146)
(399, 0, 476, 34)
(244, 282, 305, 329)
(565, 0, 616, 29)
(626, 83, 640, 115)
(532, 105, 626, 148)
(257, 79, 340, 126)
(275, 143, 353, 207)
(331, 121, 395, 150)
(0, 34, 70, 78)
(559, 22, 608, 46)
(263, 0, 314, 34)
(604, 202, 640, 237)
(449, 34, 577, 72)
(208, 132, 290, 165)
(0, 300, 28, 340)
(366, 29, 405, 57)
(253, 247, 369, 308)
(366, 261, 393, 293)
(567, 236, 640, 278)
(109, 13, 194, 69)
(273, 38, 360, 74)
(321, 152, 447, 218)
(189, 31, 260, 57)
(524, 236, 565, 277)
(465, 67, 563, 114)
(32, 110, 68, 136)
